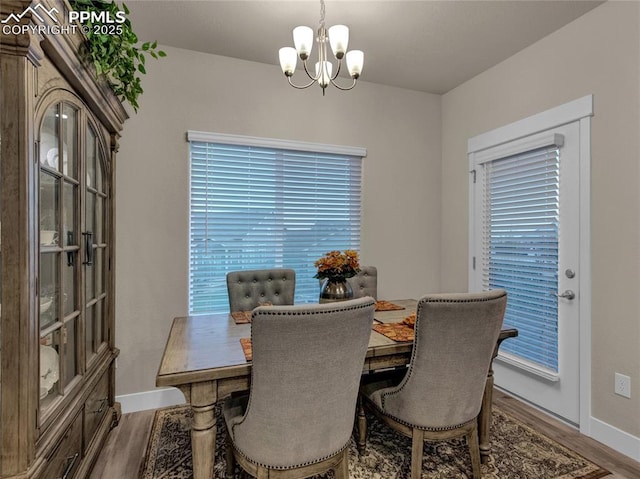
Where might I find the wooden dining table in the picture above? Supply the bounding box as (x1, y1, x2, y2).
(156, 299, 517, 479)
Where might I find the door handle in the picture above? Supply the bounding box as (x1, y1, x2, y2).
(556, 290, 575, 300)
(82, 231, 93, 265)
(66, 231, 75, 266)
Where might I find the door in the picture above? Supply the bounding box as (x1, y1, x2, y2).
(469, 117, 586, 426)
(36, 93, 112, 427)
(84, 122, 110, 367)
(38, 100, 82, 417)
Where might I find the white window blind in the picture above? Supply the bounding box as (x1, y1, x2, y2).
(189, 137, 363, 314)
(481, 146, 560, 373)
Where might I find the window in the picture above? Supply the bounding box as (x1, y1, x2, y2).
(188, 131, 365, 314)
(481, 145, 561, 372)
(470, 131, 565, 376)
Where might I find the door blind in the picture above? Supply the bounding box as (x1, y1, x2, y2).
(482, 146, 560, 373)
(189, 140, 362, 314)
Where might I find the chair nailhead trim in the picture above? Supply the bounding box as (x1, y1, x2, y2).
(367, 397, 476, 432)
(421, 291, 506, 304)
(232, 440, 349, 470)
(253, 299, 374, 317)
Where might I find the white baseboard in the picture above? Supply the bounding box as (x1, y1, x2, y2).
(496, 386, 640, 462)
(116, 387, 186, 414)
(589, 416, 640, 462)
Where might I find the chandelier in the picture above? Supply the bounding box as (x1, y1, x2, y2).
(278, 0, 364, 95)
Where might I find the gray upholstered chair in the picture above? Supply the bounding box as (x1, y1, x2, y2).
(360, 289, 507, 479)
(226, 268, 295, 312)
(223, 297, 376, 479)
(347, 265, 378, 299)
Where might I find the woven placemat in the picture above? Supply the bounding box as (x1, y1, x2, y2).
(239, 338, 252, 361)
(373, 323, 415, 342)
(231, 311, 252, 324)
(375, 300, 406, 311)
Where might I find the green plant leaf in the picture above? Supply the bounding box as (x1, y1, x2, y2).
(69, 0, 166, 112)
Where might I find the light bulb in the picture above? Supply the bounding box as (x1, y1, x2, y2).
(293, 26, 314, 59)
(328, 25, 349, 59)
(279, 47, 297, 76)
(315, 61, 333, 87)
(346, 50, 364, 78)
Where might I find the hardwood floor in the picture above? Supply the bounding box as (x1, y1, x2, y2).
(89, 389, 640, 478)
(493, 390, 640, 479)
(89, 409, 156, 479)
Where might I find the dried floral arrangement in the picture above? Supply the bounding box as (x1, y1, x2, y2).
(314, 250, 360, 282)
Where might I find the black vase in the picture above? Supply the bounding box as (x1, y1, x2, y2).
(319, 279, 354, 303)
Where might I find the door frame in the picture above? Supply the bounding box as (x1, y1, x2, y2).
(467, 95, 593, 433)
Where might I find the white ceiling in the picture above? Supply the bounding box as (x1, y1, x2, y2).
(126, 0, 604, 94)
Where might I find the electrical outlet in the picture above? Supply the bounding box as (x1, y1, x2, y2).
(614, 373, 631, 398)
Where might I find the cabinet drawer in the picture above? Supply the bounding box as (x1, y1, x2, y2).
(83, 370, 111, 450)
(42, 412, 82, 479)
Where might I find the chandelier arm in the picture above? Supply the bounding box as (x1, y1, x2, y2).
(328, 77, 358, 91)
(302, 60, 323, 82)
(287, 75, 317, 90)
(331, 59, 342, 80)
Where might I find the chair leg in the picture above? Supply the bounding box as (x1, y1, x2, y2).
(411, 428, 424, 479)
(225, 428, 236, 479)
(467, 424, 483, 479)
(335, 449, 350, 479)
(357, 395, 367, 454)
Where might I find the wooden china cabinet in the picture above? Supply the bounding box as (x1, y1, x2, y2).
(1, 1, 127, 477)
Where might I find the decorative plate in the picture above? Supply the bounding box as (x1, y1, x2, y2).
(40, 345, 59, 395)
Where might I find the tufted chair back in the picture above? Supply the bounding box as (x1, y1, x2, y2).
(223, 297, 375, 477)
(226, 268, 296, 312)
(347, 266, 378, 299)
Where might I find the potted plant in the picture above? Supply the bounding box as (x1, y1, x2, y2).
(69, 0, 166, 111)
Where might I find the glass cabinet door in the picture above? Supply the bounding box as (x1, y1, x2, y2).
(39, 102, 81, 408)
(85, 124, 108, 365)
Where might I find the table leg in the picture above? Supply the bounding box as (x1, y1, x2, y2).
(479, 328, 518, 464)
(181, 381, 218, 479)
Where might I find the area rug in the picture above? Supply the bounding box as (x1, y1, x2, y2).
(140, 404, 610, 479)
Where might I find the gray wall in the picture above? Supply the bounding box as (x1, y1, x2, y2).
(116, 46, 442, 395)
(116, 0, 639, 448)
(441, 1, 640, 438)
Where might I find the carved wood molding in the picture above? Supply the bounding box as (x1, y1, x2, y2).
(2, 0, 128, 132)
(0, 0, 33, 55)
(40, 33, 128, 133)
